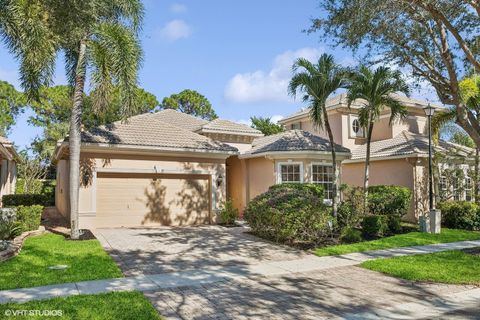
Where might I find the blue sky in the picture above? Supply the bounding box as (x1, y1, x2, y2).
(0, 0, 433, 150)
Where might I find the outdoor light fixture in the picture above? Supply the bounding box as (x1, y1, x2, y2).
(216, 174, 223, 187)
(422, 103, 441, 234)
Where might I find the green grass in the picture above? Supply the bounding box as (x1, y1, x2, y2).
(361, 250, 480, 285)
(0, 233, 122, 290)
(0, 292, 161, 319)
(314, 228, 480, 256)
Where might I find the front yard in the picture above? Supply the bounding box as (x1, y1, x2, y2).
(314, 228, 480, 256)
(0, 233, 122, 290)
(361, 249, 480, 285)
(0, 292, 161, 320)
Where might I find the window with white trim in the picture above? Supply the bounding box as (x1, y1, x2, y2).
(439, 175, 447, 200)
(312, 164, 334, 200)
(466, 176, 473, 202)
(291, 122, 301, 130)
(279, 163, 302, 183)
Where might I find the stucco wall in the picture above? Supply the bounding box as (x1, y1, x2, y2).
(226, 156, 246, 212)
(342, 159, 417, 221)
(246, 157, 275, 203)
(55, 159, 70, 218)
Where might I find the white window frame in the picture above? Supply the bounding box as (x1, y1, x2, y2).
(311, 162, 334, 204)
(465, 176, 473, 202)
(277, 161, 304, 184)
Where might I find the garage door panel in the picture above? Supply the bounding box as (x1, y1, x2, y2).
(96, 173, 211, 227)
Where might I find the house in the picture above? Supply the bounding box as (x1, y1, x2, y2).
(54, 109, 350, 229)
(279, 93, 475, 221)
(0, 136, 18, 204)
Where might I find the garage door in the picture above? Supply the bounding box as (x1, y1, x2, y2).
(96, 172, 211, 228)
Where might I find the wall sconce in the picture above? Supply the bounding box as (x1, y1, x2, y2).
(216, 174, 224, 187)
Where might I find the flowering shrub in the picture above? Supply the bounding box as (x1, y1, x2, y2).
(244, 184, 332, 244)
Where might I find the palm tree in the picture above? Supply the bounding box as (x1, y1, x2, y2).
(288, 54, 349, 217)
(346, 65, 409, 213)
(0, 0, 143, 238)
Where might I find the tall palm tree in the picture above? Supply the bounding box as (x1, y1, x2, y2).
(0, 0, 143, 238)
(288, 54, 349, 217)
(347, 65, 409, 213)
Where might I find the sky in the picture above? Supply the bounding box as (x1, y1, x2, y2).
(0, 0, 435, 151)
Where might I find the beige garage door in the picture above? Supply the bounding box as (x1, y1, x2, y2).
(96, 173, 211, 228)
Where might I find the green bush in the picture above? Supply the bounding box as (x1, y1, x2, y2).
(2, 194, 54, 207)
(0, 221, 22, 240)
(362, 215, 389, 238)
(368, 185, 412, 218)
(337, 185, 365, 230)
(219, 199, 239, 225)
(340, 227, 362, 243)
(244, 183, 332, 244)
(16, 205, 44, 232)
(438, 201, 480, 231)
(386, 216, 402, 234)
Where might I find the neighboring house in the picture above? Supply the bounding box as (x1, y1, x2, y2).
(0, 136, 17, 204)
(280, 93, 475, 221)
(54, 109, 350, 229)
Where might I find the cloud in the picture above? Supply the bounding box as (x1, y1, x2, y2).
(159, 19, 191, 41)
(224, 47, 324, 103)
(232, 114, 284, 127)
(170, 3, 187, 13)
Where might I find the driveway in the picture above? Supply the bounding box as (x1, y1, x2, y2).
(94, 225, 308, 276)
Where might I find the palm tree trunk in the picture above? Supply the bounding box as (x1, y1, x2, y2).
(69, 38, 87, 239)
(322, 106, 338, 217)
(363, 119, 374, 215)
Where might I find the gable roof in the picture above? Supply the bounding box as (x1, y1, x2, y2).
(241, 130, 350, 157)
(350, 131, 474, 161)
(78, 112, 237, 153)
(280, 93, 445, 123)
(197, 118, 263, 136)
(146, 109, 209, 131)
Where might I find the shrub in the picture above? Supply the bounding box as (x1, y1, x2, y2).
(368, 185, 412, 218)
(362, 215, 389, 238)
(438, 201, 480, 231)
(2, 194, 53, 207)
(337, 185, 365, 230)
(15, 205, 44, 232)
(244, 183, 332, 244)
(0, 221, 22, 240)
(219, 199, 239, 225)
(340, 227, 362, 243)
(386, 216, 402, 234)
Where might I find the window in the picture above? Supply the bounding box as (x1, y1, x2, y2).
(312, 164, 334, 200)
(291, 122, 301, 130)
(439, 176, 447, 201)
(278, 163, 303, 183)
(352, 119, 360, 134)
(466, 177, 473, 202)
(453, 178, 461, 201)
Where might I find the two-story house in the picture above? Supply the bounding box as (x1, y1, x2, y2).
(279, 93, 474, 221)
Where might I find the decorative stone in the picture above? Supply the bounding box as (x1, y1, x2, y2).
(0, 240, 9, 251)
(0, 207, 17, 222)
(48, 265, 69, 270)
(419, 215, 430, 233)
(429, 209, 441, 234)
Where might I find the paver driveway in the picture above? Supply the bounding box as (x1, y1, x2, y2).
(94, 225, 307, 276)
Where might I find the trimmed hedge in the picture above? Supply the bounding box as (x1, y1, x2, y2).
(368, 185, 412, 218)
(438, 201, 480, 231)
(244, 183, 332, 244)
(3, 194, 54, 207)
(362, 215, 389, 238)
(16, 205, 44, 232)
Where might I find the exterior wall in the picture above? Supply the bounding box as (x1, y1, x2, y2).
(0, 159, 17, 205)
(226, 156, 247, 212)
(55, 159, 70, 218)
(246, 157, 275, 203)
(371, 117, 393, 141)
(57, 152, 227, 229)
(342, 159, 418, 221)
(282, 112, 343, 146)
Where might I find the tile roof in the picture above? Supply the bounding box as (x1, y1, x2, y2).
(0, 136, 12, 145)
(198, 119, 263, 136)
(79, 112, 237, 153)
(351, 131, 474, 160)
(146, 109, 209, 131)
(244, 130, 350, 155)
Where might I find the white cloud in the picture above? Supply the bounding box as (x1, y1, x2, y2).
(232, 114, 284, 127)
(159, 19, 191, 41)
(270, 115, 284, 123)
(224, 47, 324, 104)
(170, 3, 187, 13)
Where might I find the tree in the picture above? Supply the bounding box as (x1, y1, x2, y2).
(288, 54, 349, 217)
(346, 65, 409, 212)
(310, 1, 480, 149)
(161, 89, 217, 120)
(250, 116, 284, 136)
(16, 150, 47, 194)
(0, 80, 26, 135)
(0, 0, 144, 239)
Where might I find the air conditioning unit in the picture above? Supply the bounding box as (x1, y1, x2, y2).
(349, 115, 365, 138)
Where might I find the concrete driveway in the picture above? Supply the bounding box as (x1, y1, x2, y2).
(94, 225, 308, 277)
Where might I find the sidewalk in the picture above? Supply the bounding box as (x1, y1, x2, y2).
(1, 239, 479, 306)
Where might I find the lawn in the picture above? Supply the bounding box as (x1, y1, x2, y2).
(0, 233, 122, 290)
(314, 228, 480, 256)
(0, 292, 161, 319)
(361, 250, 480, 285)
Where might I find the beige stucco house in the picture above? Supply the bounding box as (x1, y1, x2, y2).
(0, 136, 17, 204)
(279, 94, 475, 221)
(54, 109, 350, 229)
